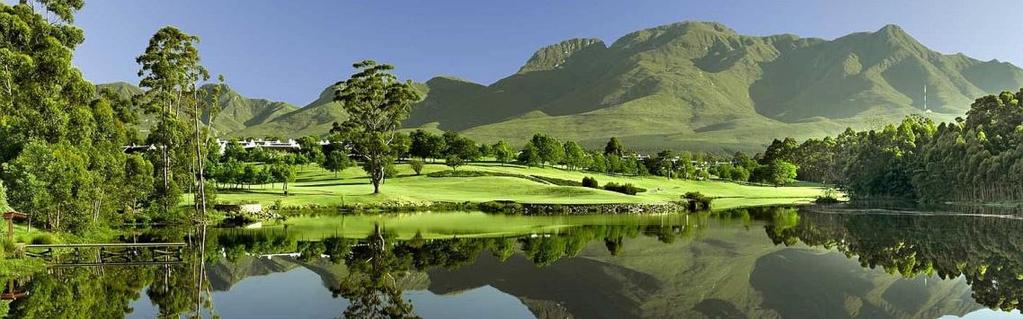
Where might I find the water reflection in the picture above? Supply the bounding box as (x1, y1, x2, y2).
(769, 205, 1023, 313)
(4, 205, 1023, 318)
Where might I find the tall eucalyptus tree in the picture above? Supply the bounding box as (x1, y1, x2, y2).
(330, 61, 421, 194)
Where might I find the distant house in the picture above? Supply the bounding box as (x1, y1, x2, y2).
(128, 139, 334, 155)
(123, 144, 158, 154)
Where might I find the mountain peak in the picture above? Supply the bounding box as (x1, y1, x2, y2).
(672, 21, 737, 34)
(426, 75, 479, 85)
(874, 24, 911, 40)
(518, 38, 606, 74)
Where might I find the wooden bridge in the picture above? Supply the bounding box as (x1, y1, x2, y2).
(25, 242, 187, 267)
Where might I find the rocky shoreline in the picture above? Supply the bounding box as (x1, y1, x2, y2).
(267, 200, 701, 216)
(479, 201, 692, 215)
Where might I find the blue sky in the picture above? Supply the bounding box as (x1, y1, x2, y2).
(70, 0, 1023, 106)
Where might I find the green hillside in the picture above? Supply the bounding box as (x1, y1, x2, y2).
(231, 82, 434, 138)
(403, 22, 1023, 152)
(95, 82, 298, 136)
(203, 84, 299, 134)
(101, 22, 1023, 152)
(230, 86, 346, 138)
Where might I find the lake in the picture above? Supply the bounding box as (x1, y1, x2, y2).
(7, 204, 1023, 318)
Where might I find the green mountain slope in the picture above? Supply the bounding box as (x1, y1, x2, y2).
(402, 22, 1023, 152)
(204, 84, 299, 133)
(95, 82, 298, 136)
(121, 21, 1023, 151)
(233, 82, 432, 138)
(230, 86, 345, 138)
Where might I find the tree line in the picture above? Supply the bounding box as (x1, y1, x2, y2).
(759, 89, 1023, 202)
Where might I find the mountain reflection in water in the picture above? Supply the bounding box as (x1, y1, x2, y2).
(5, 205, 1023, 319)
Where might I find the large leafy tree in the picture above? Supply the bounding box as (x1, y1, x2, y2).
(5, 141, 95, 232)
(530, 133, 564, 168)
(322, 150, 352, 178)
(443, 132, 480, 161)
(330, 61, 420, 194)
(562, 141, 587, 170)
(491, 141, 513, 166)
(604, 137, 624, 157)
(135, 26, 218, 219)
(0, 1, 91, 162)
(269, 163, 296, 196)
(409, 129, 445, 160)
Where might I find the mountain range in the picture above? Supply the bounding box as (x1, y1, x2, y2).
(98, 21, 1023, 152)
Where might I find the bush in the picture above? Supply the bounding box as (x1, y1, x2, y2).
(582, 176, 599, 188)
(428, 170, 491, 178)
(0, 180, 10, 212)
(478, 201, 524, 213)
(384, 163, 399, 179)
(445, 155, 465, 170)
(815, 188, 841, 204)
(603, 182, 644, 195)
(30, 233, 56, 245)
(682, 191, 713, 211)
(409, 159, 425, 175)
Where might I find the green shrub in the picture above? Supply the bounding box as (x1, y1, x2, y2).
(0, 180, 10, 212)
(30, 234, 56, 245)
(428, 170, 491, 178)
(409, 159, 425, 175)
(682, 191, 713, 211)
(815, 188, 841, 204)
(384, 163, 399, 179)
(478, 201, 523, 213)
(581, 176, 599, 188)
(603, 182, 643, 195)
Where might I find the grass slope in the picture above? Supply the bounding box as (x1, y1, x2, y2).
(211, 162, 825, 210)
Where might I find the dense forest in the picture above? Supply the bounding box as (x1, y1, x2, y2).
(763, 90, 1023, 202)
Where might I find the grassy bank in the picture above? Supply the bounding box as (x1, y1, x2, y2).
(227, 210, 724, 240)
(210, 162, 826, 210)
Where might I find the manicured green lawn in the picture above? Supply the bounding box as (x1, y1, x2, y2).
(210, 161, 826, 210)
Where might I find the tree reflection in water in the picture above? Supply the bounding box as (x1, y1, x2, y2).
(7, 205, 1023, 317)
(0, 213, 718, 318)
(761, 205, 1023, 312)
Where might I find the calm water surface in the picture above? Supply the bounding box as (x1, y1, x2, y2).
(7, 204, 1023, 318)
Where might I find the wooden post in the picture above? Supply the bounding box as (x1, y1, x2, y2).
(3, 212, 26, 243)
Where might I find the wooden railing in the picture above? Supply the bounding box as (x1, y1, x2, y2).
(25, 242, 187, 267)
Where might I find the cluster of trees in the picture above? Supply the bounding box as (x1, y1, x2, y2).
(705, 150, 799, 186)
(0, 1, 195, 232)
(517, 135, 652, 176)
(764, 89, 1023, 201)
(207, 160, 295, 192)
(211, 139, 359, 195)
